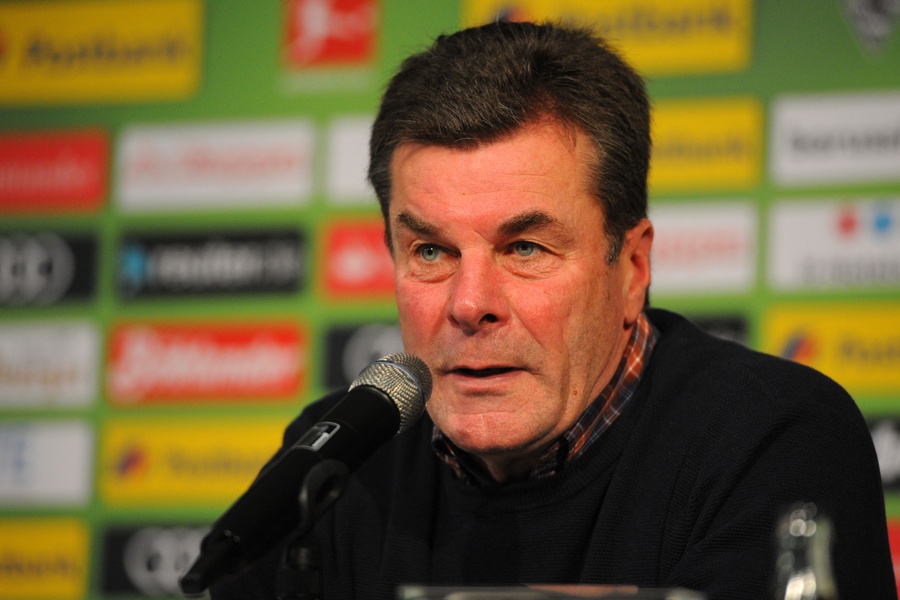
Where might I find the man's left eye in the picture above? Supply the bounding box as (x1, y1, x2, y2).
(513, 241, 537, 257)
(418, 244, 442, 261)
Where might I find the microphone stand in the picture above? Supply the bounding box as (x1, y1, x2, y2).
(275, 459, 349, 600)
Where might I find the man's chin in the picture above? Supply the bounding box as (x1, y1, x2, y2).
(431, 406, 556, 458)
(445, 428, 546, 460)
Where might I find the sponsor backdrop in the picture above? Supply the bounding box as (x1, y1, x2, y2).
(0, 0, 898, 598)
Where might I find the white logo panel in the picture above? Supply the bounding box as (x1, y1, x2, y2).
(768, 198, 900, 290)
(0, 321, 99, 408)
(650, 201, 757, 294)
(0, 420, 94, 506)
(117, 121, 315, 211)
(770, 92, 900, 185)
(326, 115, 375, 204)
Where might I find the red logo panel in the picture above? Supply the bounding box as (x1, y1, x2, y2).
(107, 322, 306, 404)
(282, 0, 377, 68)
(0, 130, 108, 213)
(322, 219, 394, 298)
(887, 519, 900, 594)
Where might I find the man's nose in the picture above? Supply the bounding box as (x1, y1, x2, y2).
(446, 253, 508, 335)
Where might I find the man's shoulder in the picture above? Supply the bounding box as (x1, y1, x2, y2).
(645, 308, 858, 420)
(637, 308, 876, 495)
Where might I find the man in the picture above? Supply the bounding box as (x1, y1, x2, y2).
(212, 20, 895, 599)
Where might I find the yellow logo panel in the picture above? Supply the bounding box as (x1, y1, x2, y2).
(0, 0, 203, 105)
(763, 303, 900, 396)
(0, 519, 88, 599)
(100, 418, 285, 506)
(462, 0, 753, 75)
(650, 97, 762, 192)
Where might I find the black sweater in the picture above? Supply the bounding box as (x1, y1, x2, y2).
(212, 309, 896, 599)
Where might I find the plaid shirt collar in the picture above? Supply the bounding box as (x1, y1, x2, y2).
(431, 311, 658, 486)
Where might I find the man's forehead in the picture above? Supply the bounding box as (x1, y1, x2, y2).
(386, 120, 603, 235)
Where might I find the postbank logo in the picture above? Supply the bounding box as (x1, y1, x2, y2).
(650, 98, 762, 192)
(0, 518, 88, 599)
(100, 418, 284, 506)
(462, 0, 753, 76)
(763, 303, 900, 396)
(106, 321, 307, 404)
(0, 0, 203, 105)
(322, 218, 395, 298)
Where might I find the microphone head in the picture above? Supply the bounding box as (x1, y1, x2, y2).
(348, 353, 432, 434)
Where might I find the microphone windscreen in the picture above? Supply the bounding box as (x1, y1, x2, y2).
(348, 352, 432, 434)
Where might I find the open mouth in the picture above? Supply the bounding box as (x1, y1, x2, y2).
(454, 367, 516, 378)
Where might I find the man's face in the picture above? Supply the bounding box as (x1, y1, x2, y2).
(388, 121, 651, 480)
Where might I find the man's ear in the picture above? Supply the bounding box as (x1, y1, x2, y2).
(620, 218, 653, 325)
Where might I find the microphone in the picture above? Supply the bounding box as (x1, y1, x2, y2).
(178, 352, 432, 595)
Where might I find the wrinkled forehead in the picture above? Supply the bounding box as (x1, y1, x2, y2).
(387, 122, 600, 216)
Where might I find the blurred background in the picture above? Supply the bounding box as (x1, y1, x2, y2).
(0, 0, 898, 598)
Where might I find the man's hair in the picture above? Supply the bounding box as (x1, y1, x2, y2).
(368, 20, 651, 263)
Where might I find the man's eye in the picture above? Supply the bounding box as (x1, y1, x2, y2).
(418, 245, 442, 261)
(512, 241, 538, 257)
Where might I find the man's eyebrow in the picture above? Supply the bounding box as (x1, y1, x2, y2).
(395, 209, 569, 239)
(395, 211, 438, 236)
(499, 210, 565, 237)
